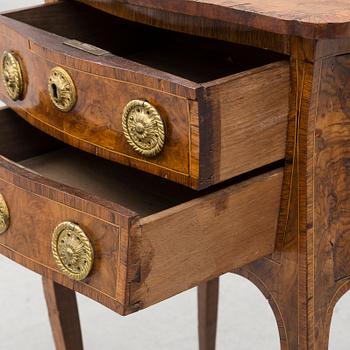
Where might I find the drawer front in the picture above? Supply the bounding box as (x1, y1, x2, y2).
(0, 156, 283, 315)
(0, 175, 119, 297)
(0, 25, 191, 180)
(0, 3, 290, 189)
(0, 158, 135, 315)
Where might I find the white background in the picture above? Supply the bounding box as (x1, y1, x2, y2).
(0, 1, 348, 349)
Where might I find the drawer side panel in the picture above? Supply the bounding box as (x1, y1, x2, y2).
(203, 61, 290, 185)
(131, 168, 284, 308)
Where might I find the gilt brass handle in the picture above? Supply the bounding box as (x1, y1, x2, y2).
(52, 221, 94, 281)
(122, 100, 166, 157)
(48, 67, 77, 112)
(0, 193, 10, 235)
(2, 51, 24, 101)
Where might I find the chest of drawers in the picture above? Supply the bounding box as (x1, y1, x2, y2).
(1, 1, 350, 349)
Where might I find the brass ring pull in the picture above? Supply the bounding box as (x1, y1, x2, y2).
(48, 67, 77, 112)
(122, 100, 166, 157)
(0, 193, 10, 235)
(2, 51, 24, 101)
(52, 221, 94, 281)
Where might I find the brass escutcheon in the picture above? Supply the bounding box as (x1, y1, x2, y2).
(52, 221, 94, 281)
(0, 193, 10, 235)
(2, 51, 24, 101)
(48, 67, 77, 112)
(122, 100, 166, 157)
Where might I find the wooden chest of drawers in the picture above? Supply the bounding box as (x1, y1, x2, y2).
(0, 0, 289, 322)
(2, 1, 350, 350)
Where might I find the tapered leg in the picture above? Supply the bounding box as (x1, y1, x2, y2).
(42, 278, 84, 350)
(198, 278, 219, 350)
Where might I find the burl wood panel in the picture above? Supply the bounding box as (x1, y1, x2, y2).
(75, 0, 350, 39)
(0, 3, 289, 189)
(230, 39, 350, 350)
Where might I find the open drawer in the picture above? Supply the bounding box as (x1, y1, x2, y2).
(0, 1, 289, 189)
(0, 108, 283, 315)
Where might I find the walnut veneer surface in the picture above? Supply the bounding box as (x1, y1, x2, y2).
(1, 1, 350, 349)
(77, 0, 350, 39)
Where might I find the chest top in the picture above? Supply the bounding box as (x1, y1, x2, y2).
(81, 0, 350, 39)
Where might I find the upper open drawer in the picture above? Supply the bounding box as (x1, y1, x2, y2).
(0, 1, 290, 189)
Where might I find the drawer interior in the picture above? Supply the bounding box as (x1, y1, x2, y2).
(19, 148, 198, 216)
(2, 108, 283, 218)
(5, 2, 287, 83)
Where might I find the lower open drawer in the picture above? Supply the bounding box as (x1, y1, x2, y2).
(0, 108, 283, 315)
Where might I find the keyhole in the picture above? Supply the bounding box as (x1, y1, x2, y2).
(51, 83, 58, 99)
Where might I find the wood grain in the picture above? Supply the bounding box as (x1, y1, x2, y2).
(43, 278, 84, 350)
(201, 62, 289, 185)
(311, 53, 350, 348)
(77, 0, 290, 55)
(75, 0, 350, 39)
(234, 37, 321, 350)
(0, 2, 289, 189)
(0, 111, 137, 315)
(19, 148, 197, 217)
(3, 2, 350, 349)
(0, 165, 124, 299)
(129, 168, 283, 309)
(198, 278, 219, 350)
(0, 7, 192, 179)
(230, 37, 350, 350)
